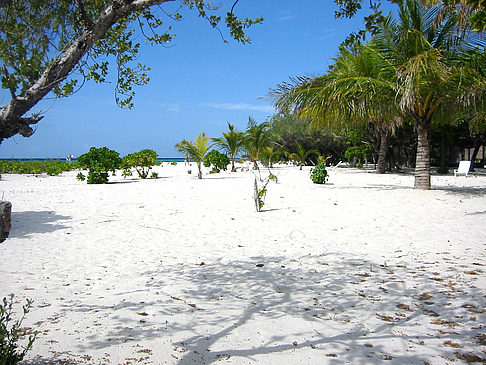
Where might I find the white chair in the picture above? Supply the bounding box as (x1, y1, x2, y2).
(454, 160, 471, 177)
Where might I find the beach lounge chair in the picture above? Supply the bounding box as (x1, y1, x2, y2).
(454, 160, 471, 177)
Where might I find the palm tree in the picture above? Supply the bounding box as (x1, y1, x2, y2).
(270, 0, 486, 189)
(212, 122, 245, 172)
(174, 132, 213, 179)
(289, 142, 319, 170)
(245, 117, 272, 170)
(270, 45, 400, 175)
(260, 146, 282, 168)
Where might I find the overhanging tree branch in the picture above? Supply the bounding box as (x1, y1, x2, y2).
(0, 0, 175, 143)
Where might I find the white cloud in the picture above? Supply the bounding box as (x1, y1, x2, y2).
(202, 102, 274, 113)
(279, 15, 295, 21)
(165, 104, 181, 113)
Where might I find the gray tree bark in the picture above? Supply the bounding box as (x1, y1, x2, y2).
(0, 201, 12, 243)
(0, 0, 173, 143)
(414, 123, 431, 190)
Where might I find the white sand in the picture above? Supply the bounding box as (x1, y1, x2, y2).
(1, 163, 485, 364)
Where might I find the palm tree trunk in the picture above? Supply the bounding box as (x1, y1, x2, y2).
(414, 123, 431, 190)
(197, 162, 202, 179)
(231, 156, 236, 172)
(376, 132, 388, 174)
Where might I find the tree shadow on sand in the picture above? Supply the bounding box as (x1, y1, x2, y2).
(10, 210, 71, 238)
(51, 252, 486, 364)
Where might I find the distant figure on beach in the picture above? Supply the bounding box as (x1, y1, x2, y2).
(67, 154, 73, 163)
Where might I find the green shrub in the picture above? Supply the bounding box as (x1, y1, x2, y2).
(170, 161, 177, 166)
(344, 145, 369, 167)
(45, 160, 70, 176)
(150, 172, 159, 179)
(310, 162, 328, 184)
(436, 167, 449, 174)
(122, 149, 158, 179)
(76, 172, 85, 181)
(0, 160, 73, 176)
(203, 150, 230, 173)
(76, 147, 121, 184)
(1, 294, 37, 364)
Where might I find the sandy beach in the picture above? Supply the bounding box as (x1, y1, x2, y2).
(1, 163, 485, 364)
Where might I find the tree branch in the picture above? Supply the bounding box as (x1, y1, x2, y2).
(75, 0, 94, 28)
(0, 0, 175, 143)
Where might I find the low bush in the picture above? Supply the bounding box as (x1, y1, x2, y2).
(1, 294, 37, 364)
(76, 147, 122, 184)
(0, 160, 74, 176)
(345, 145, 369, 167)
(122, 149, 158, 179)
(203, 150, 230, 173)
(310, 162, 328, 184)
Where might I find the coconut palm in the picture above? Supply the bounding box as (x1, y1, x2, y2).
(270, 0, 486, 189)
(289, 142, 319, 170)
(245, 117, 272, 170)
(260, 146, 282, 168)
(212, 122, 246, 172)
(174, 132, 213, 179)
(270, 45, 400, 174)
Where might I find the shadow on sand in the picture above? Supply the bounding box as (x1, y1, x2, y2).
(10, 210, 71, 238)
(32, 253, 486, 364)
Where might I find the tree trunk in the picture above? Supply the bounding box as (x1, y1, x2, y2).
(469, 138, 482, 172)
(0, 0, 174, 143)
(197, 162, 202, 179)
(376, 132, 388, 174)
(0, 201, 12, 243)
(414, 123, 431, 190)
(231, 157, 236, 172)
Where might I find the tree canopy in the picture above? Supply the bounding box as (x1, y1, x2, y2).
(0, 0, 263, 143)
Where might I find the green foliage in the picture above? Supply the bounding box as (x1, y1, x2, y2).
(212, 122, 246, 171)
(170, 161, 178, 166)
(121, 169, 133, 179)
(310, 162, 329, 184)
(76, 147, 121, 184)
(257, 186, 267, 209)
(0, 294, 37, 365)
(289, 142, 319, 169)
(245, 117, 272, 169)
(344, 145, 369, 166)
(150, 172, 159, 179)
(175, 132, 213, 179)
(0, 160, 74, 175)
(0, 1, 263, 109)
(122, 149, 158, 179)
(76, 172, 85, 181)
(203, 150, 230, 173)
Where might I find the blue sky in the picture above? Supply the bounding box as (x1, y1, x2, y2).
(0, 0, 392, 159)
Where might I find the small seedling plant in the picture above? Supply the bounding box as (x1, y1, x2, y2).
(252, 167, 278, 212)
(1, 294, 37, 364)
